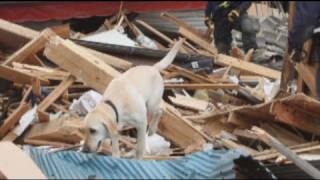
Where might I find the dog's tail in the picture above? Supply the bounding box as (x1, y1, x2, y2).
(153, 38, 185, 71)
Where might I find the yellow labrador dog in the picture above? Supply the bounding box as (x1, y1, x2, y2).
(82, 38, 184, 159)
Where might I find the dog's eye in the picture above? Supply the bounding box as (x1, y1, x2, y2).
(89, 128, 97, 134)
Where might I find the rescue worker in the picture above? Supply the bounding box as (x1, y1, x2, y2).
(289, 1, 320, 96)
(204, 1, 258, 55)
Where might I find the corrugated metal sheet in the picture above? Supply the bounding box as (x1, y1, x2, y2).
(26, 147, 248, 179)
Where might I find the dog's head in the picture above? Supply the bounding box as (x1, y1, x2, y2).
(82, 106, 116, 153)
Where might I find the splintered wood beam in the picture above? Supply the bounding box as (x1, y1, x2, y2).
(161, 12, 209, 43)
(0, 18, 39, 49)
(0, 102, 31, 139)
(179, 26, 217, 56)
(44, 36, 121, 93)
(216, 54, 281, 80)
(0, 65, 49, 85)
(252, 126, 320, 179)
(158, 103, 209, 148)
(165, 83, 239, 90)
(3, 28, 55, 66)
(37, 75, 75, 122)
(296, 63, 318, 97)
(270, 101, 320, 135)
(135, 20, 189, 54)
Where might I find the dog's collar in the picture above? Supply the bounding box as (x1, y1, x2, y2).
(103, 100, 119, 123)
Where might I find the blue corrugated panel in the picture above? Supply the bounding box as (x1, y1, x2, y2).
(27, 147, 247, 179)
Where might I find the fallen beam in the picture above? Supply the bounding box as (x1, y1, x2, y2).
(165, 83, 239, 90)
(44, 36, 121, 93)
(3, 28, 55, 66)
(0, 65, 49, 85)
(252, 126, 320, 179)
(179, 26, 217, 55)
(0, 142, 46, 179)
(0, 18, 39, 49)
(216, 54, 281, 80)
(0, 102, 31, 139)
(37, 75, 75, 122)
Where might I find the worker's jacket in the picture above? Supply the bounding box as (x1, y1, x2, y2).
(205, 1, 251, 20)
(289, 2, 320, 52)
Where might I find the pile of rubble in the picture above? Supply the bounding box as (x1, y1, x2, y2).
(0, 10, 319, 179)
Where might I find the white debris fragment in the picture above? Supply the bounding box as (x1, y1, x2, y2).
(202, 143, 214, 151)
(12, 106, 37, 136)
(229, 75, 239, 84)
(136, 34, 158, 50)
(81, 29, 138, 47)
(145, 133, 172, 156)
(263, 78, 281, 102)
(70, 90, 103, 116)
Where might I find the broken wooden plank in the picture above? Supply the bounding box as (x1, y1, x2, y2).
(158, 103, 209, 148)
(161, 12, 209, 43)
(3, 28, 55, 66)
(165, 83, 239, 90)
(179, 26, 217, 55)
(270, 101, 320, 135)
(25, 116, 85, 144)
(0, 102, 31, 139)
(44, 36, 121, 93)
(0, 65, 49, 85)
(0, 142, 46, 179)
(168, 94, 209, 111)
(255, 143, 320, 161)
(252, 126, 320, 179)
(296, 63, 318, 97)
(37, 75, 75, 122)
(0, 18, 39, 49)
(135, 19, 190, 54)
(51, 23, 70, 39)
(216, 54, 281, 80)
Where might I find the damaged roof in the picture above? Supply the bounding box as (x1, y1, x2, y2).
(26, 147, 247, 179)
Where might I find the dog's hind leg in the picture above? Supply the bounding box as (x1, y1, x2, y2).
(136, 119, 147, 159)
(148, 108, 163, 136)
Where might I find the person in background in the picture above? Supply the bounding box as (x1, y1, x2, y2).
(288, 1, 320, 96)
(204, 1, 258, 55)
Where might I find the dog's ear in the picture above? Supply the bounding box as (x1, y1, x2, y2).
(100, 117, 118, 136)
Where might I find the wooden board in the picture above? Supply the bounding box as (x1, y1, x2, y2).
(168, 94, 209, 111)
(165, 83, 239, 90)
(37, 75, 75, 122)
(0, 65, 49, 85)
(44, 36, 121, 93)
(179, 26, 217, 56)
(0, 142, 46, 179)
(0, 18, 39, 49)
(158, 103, 209, 148)
(296, 63, 318, 97)
(0, 102, 31, 139)
(3, 28, 55, 66)
(216, 54, 281, 80)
